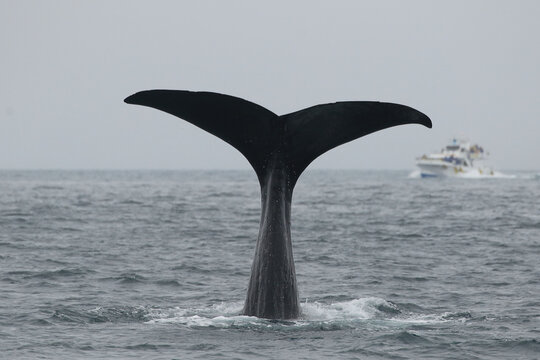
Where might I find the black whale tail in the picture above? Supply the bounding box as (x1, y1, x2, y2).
(125, 90, 431, 319)
(124, 90, 431, 187)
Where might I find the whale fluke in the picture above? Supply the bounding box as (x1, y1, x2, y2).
(125, 90, 279, 183)
(125, 89, 431, 319)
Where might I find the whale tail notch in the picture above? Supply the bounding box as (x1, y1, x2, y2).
(125, 90, 431, 185)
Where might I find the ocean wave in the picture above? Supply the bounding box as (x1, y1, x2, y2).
(100, 272, 148, 284)
(5, 268, 91, 280)
(50, 305, 149, 324)
(376, 330, 433, 344)
(0, 210, 33, 217)
(155, 279, 182, 287)
(124, 343, 172, 350)
(32, 185, 65, 191)
(33, 268, 90, 279)
(498, 338, 540, 352)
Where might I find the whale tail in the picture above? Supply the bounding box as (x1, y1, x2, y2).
(124, 90, 431, 186)
(125, 89, 431, 319)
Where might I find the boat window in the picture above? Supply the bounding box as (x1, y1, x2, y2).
(446, 145, 459, 151)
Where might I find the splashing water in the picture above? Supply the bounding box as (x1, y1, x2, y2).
(144, 297, 460, 331)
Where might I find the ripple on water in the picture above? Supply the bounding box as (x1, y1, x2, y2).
(99, 273, 148, 284)
(50, 305, 149, 324)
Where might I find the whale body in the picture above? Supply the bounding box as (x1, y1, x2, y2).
(125, 90, 431, 319)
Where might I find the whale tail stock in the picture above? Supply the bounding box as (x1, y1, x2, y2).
(124, 90, 432, 319)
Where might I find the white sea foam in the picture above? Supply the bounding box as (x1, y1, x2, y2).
(408, 170, 422, 178)
(459, 170, 516, 179)
(145, 302, 254, 327)
(300, 297, 392, 321)
(144, 297, 451, 329)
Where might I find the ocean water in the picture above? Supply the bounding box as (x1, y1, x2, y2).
(1, 169, 539, 360)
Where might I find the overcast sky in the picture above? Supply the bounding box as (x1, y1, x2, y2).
(1, 1, 539, 170)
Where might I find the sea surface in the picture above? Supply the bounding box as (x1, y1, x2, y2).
(1, 170, 539, 359)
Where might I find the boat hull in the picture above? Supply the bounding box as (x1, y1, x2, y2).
(417, 162, 494, 178)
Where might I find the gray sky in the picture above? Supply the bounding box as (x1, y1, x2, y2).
(1, 1, 539, 170)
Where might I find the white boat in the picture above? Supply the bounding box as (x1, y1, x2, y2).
(416, 139, 496, 178)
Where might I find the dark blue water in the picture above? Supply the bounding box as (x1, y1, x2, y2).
(1, 170, 539, 359)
